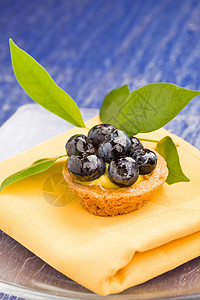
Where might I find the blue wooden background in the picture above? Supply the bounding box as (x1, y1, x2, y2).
(1, 0, 200, 127)
(0, 0, 200, 299)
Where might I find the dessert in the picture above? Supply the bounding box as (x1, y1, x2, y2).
(62, 124, 168, 216)
(1, 40, 191, 194)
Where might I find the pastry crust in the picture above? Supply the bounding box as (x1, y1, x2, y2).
(62, 152, 168, 216)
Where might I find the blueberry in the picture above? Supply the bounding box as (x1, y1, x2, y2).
(108, 157, 139, 187)
(98, 129, 131, 162)
(67, 154, 105, 181)
(88, 124, 116, 148)
(129, 137, 144, 155)
(132, 149, 157, 175)
(65, 134, 95, 156)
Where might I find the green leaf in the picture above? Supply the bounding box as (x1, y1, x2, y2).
(100, 85, 130, 124)
(100, 82, 200, 135)
(9, 39, 85, 128)
(0, 155, 67, 192)
(155, 136, 190, 184)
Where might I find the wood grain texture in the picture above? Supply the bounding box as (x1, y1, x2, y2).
(0, 0, 200, 123)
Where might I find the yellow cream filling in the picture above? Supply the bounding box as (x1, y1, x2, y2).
(76, 165, 144, 189)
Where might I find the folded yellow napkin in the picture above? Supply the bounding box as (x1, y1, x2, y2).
(0, 116, 200, 295)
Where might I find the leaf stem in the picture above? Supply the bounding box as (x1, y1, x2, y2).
(139, 138, 160, 143)
(139, 137, 179, 147)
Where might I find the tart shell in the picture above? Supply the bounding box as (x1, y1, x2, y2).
(62, 152, 168, 217)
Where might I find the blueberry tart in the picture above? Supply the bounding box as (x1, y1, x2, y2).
(62, 124, 168, 216)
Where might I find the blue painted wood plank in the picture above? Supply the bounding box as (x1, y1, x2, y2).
(0, 0, 200, 126)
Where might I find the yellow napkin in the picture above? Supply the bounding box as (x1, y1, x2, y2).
(0, 116, 200, 295)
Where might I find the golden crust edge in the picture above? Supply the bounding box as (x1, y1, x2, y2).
(62, 152, 168, 216)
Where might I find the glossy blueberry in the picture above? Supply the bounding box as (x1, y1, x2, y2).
(67, 154, 105, 181)
(108, 157, 139, 187)
(98, 129, 131, 162)
(129, 137, 144, 155)
(65, 134, 95, 156)
(132, 149, 157, 175)
(88, 124, 116, 148)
